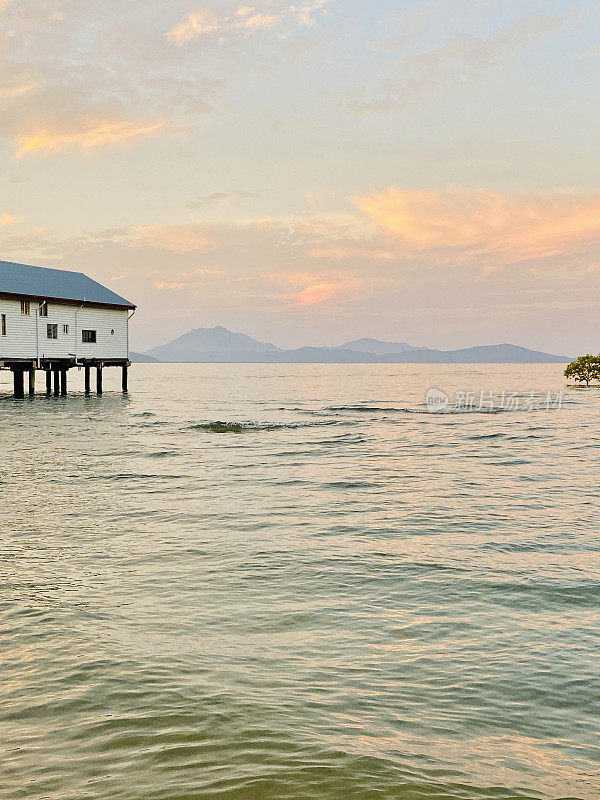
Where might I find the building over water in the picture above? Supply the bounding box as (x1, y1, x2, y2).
(0, 259, 136, 397)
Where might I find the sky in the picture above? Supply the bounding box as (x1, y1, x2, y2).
(0, 0, 599, 353)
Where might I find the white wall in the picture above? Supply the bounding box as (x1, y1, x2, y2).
(0, 297, 129, 361)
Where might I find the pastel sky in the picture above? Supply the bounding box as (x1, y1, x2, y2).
(1, 0, 599, 353)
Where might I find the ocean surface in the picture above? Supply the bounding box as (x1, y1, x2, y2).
(0, 363, 598, 800)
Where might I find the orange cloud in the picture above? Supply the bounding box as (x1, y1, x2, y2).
(15, 119, 164, 157)
(265, 270, 363, 307)
(354, 187, 600, 264)
(0, 213, 17, 226)
(0, 83, 37, 100)
(306, 245, 397, 261)
(294, 281, 341, 306)
(137, 225, 219, 253)
(154, 281, 188, 291)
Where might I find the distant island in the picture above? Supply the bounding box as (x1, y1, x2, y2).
(130, 327, 570, 364)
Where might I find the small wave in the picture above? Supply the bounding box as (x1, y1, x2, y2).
(325, 405, 407, 413)
(185, 420, 343, 433)
(316, 433, 367, 445)
(325, 404, 513, 415)
(421, 406, 512, 415)
(323, 480, 382, 489)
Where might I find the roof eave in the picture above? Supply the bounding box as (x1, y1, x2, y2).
(0, 290, 136, 310)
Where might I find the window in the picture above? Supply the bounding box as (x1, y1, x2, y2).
(1, 314, 5, 336)
(82, 329, 96, 343)
(62, 324, 69, 335)
(20, 300, 30, 316)
(39, 301, 48, 317)
(47, 324, 58, 340)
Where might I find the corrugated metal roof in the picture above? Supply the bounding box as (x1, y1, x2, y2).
(0, 259, 135, 309)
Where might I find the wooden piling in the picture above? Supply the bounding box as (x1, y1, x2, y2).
(28, 367, 35, 397)
(60, 369, 67, 396)
(84, 365, 91, 396)
(53, 368, 60, 397)
(45, 369, 52, 396)
(13, 369, 24, 399)
(122, 364, 128, 393)
(96, 364, 103, 395)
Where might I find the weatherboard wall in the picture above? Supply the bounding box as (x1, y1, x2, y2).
(0, 297, 129, 360)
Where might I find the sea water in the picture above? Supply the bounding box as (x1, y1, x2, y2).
(0, 363, 598, 799)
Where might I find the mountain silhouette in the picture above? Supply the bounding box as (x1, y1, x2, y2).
(141, 327, 570, 363)
(337, 338, 422, 354)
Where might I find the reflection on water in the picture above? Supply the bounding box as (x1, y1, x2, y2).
(0, 364, 599, 800)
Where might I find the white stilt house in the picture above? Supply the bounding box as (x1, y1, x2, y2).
(0, 259, 136, 397)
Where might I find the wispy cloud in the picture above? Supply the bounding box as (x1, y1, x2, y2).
(265, 269, 364, 307)
(154, 266, 222, 290)
(0, 83, 38, 101)
(16, 119, 165, 157)
(346, 13, 566, 114)
(130, 190, 600, 282)
(187, 193, 233, 209)
(0, 3, 219, 159)
(167, 1, 331, 45)
(579, 44, 600, 59)
(306, 245, 397, 262)
(154, 280, 189, 291)
(186, 192, 256, 210)
(168, 7, 277, 45)
(293, 281, 345, 306)
(135, 224, 219, 253)
(354, 187, 600, 264)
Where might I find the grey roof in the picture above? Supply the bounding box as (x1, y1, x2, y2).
(0, 259, 135, 309)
